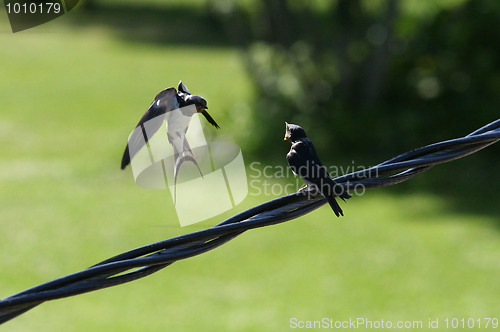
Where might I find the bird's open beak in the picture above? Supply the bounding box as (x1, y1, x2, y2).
(196, 105, 208, 113)
(284, 122, 290, 140)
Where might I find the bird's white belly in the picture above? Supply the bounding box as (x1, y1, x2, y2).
(165, 105, 197, 139)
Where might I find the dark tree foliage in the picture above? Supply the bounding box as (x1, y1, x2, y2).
(211, 0, 500, 162)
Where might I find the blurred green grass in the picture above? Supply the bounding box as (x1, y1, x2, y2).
(1, 5, 499, 332)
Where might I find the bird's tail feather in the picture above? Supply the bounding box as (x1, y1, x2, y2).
(173, 138, 203, 205)
(339, 189, 352, 202)
(329, 181, 351, 202)
(316, 179, 350, 216)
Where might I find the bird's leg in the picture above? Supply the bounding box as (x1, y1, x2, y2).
(298, 182, 316, 193)
(298, 185, 309, 192)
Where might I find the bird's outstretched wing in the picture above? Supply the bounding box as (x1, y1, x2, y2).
(177, 80, 190, 94)
(121, 88, 178, 169)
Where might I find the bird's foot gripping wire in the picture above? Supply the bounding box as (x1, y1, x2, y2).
(298, 185, 309, 193)
(297, 184, 321, 196)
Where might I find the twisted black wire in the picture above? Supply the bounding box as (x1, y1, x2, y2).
(0, 119, 499, 324)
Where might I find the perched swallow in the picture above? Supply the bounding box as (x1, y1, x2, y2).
(284, 122, 351, 217)
(120, 81, 220, 169)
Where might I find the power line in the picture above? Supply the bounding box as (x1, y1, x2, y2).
(0, 119, 498, 324)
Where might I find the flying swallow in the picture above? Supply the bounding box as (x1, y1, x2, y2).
(121, 81, 219, 204)
(120, 81, 220, 170)
(284, 122, 351, 217)
(177, 81, 220, 129)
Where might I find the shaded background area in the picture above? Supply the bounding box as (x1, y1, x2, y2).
(74, 0, 500, 211)
(79, 0, 500, 156)
(0, 0, 499, 331)
(78, 0, 500, 186)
